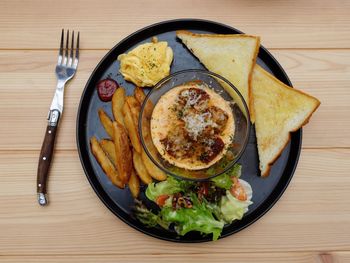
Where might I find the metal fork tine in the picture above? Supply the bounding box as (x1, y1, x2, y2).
(63, 30, 69, 65)
(69, 31, 74, 67)
(58, 29, 64, 65)
(74, 32, 80, 68)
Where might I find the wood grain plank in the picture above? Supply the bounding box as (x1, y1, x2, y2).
(0, 49, 348, 150)
(0, 149, 349, 255)
(1, 252, 349, 262)
(331, 251, 350, 263)
(0, 252, 323, 263)
(0, 0, 349, 49)
(271, 50, 350, 148)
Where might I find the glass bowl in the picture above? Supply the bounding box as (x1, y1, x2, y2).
(139, 69, 250, 181)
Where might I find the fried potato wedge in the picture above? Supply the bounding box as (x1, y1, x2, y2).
(129, 169, 140, 198)
(134, 86, 146, 104)
(122, 102, 142, 153)
(98, 108, 114, 138)
(134, 87, 154, 118)
(112, 121, 132, 183)
(100, 139, 116, 165)
(125, 96, 141, 128)
(112, 88, 126, 127)
(141, 149, 167, 181)
(133, 150, 153, 185)
(90, 136, 124, 188)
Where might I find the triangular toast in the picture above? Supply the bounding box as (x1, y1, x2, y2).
(177, 31, 320, 177)
(176, 30, 260, 118)
(252, 65, 320, 176)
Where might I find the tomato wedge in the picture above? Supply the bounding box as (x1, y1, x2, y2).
(230, 177, 247, 201)
(155, 194, 169, 207)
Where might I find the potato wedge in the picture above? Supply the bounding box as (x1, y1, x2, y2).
(134, 87, 154, 118)
(112, 121, 132, 183)
(100, 139, 116, 165)
(141, 149, 167, 181)
(129, 169, 140, 198)
(125, 96, 141, 128)
(98, 108, 114, 138)
(122, 102, 142, 153)
(112, 88, 126, 127)
(90, 136, 124, 188)
(133, 150, 153, 185)
(134, 86, 146, 105)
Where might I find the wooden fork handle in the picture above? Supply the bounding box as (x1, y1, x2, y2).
(36, 110, 60, 206)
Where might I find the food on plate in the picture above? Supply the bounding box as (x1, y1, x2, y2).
(134, 86, 146, 104)
(177, 31, 320, 177)
(112, 121, 132, 183)
(141, 149, 167, 181)
(151, 81, 235, 170)
(89, 27, 321, 240)
(90, 136, 124, 188)
(252, 65, 320, 176)
(125, 96, 141, 128)
(92, 86, 153, 192)
(98, 108, 114, 138)
(133, 150, 153, 185)
(97, 79, 119, 102)
(100, 139, 116, 164)
(135, 86, 154, 124)
(129, 169, 140, 198)
(112, 87, 126, 127)
(135, 164, 253, 241)
(117, 38, 174, 87)
(122, 101, 142, 153)
(176, 30, 260, 120)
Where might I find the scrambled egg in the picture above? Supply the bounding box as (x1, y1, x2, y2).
(117, 39, 173, 87)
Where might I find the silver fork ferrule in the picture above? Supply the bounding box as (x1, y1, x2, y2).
(48, 109, 60, 126)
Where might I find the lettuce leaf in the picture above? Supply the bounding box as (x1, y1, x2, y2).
(145, 176, 192, 201)
(211, 173, 232, 189)
(134, 201, 170, 229)
(219, 179, 253, 223)
(226, 164, 242, 178)
(210, 164, 242, 190)
(160, 194, 224, 240)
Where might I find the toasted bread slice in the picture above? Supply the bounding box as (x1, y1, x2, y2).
(176, 30, 260, 120)
(252, 65, 320, 177)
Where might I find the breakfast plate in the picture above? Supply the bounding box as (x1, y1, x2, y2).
(77, 19, 303, 242)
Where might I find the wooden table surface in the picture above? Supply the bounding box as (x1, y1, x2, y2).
(1, 0, 349, 262)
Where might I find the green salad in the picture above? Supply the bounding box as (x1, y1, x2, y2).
(134, 164, 253, 240)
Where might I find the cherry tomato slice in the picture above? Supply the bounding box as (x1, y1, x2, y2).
(155, 194, 169, 207)
(230, 177, 247, 201)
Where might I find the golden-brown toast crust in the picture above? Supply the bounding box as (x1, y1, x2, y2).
(256, 65, 321, 105)
(257, 66, 321, 177)
(248, 37, 260, 123)
(176, 30, 260, 122)
(176, 30, 259, 40)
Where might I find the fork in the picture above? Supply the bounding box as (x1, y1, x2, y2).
(36, 29, 79, 206)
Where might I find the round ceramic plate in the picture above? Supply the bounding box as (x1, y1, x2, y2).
(76, 19, 302, 242)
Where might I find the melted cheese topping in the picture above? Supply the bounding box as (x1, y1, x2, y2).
(117, 41, 173, 87)
(151, 84, 235, 170)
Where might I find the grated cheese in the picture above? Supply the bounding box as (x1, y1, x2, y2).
(182, 111, 217, 140)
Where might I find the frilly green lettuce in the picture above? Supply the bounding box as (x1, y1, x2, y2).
(211, 164, 242, 189)
(160, 194, 224, 240)
(145, 176, 190, 201)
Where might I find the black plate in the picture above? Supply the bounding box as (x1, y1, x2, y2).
(77, 19, 302, 242)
